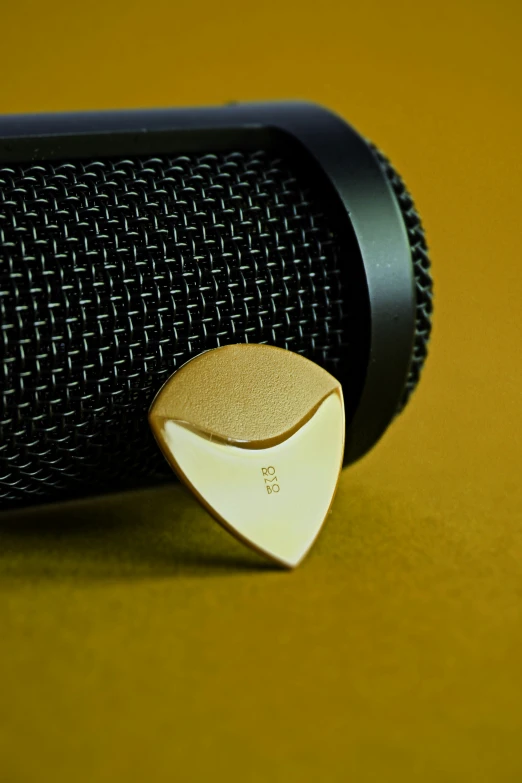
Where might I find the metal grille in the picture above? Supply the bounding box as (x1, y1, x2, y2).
(370, 146, 433, 410)
(0, 150, 350, 507)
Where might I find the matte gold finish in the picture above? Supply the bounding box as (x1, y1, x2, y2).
(149, 344, 345, 567)
(149, 343, 339, 448)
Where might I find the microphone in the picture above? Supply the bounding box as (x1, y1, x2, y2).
(0, 102, 433, 510)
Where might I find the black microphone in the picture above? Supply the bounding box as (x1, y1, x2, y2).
(0, 102, 433, 510)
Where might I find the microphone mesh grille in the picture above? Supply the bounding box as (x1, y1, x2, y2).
(371, 146, 433, 411)
(0, 151, 351, 507)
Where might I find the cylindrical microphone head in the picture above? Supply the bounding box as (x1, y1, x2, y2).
(0, 102, 433, 509)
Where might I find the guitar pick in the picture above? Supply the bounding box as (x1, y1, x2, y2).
(148, 344, 345, 567)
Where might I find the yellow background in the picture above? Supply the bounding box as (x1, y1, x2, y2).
(1, 1, 521, 781)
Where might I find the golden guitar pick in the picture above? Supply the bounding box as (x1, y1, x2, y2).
(148, 344, 345, 568)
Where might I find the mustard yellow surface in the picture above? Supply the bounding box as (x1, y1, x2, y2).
(1, 1, 521, 781)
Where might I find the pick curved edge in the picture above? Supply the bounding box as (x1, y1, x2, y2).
(148, 344, 341, 446)
(150, 387, 343, 451)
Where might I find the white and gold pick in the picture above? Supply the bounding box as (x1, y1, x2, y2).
(148, 344, 345, 568)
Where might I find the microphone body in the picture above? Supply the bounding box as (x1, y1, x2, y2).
(0, 102, 432, 509)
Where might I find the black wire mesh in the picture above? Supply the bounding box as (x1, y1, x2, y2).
(370, 145, 433, 411)
(0, 150, 351, 507)
(0, 146, 433, 509)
